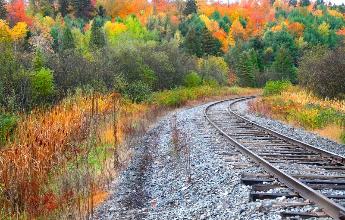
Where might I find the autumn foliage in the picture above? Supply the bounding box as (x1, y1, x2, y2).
(0, 0, 344, 218)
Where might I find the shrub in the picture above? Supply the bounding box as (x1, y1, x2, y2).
(31, 67, 55, 105)
(124, 81, 152, 103)
(0, 113, 17, 147)
(198, 56, 229, 85)
(289, 108, 320, 129)
(184, 71, 202, 87)
(263, 80, 291, 96)
(298, 46, 345, 99)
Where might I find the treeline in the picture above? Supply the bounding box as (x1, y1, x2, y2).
(0, 0, 345, 114)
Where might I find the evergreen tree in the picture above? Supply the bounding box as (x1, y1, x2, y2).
(58, 0, 69, 17)
(201, 27, 222, 56)
(300, 0, 311, 7)
(237, 49, 258, 87)
(0, 0, 7, 19)
(288, 0, 298, 7)
(97, 5, 106, 18)
(183, 0, 197, 16)
(184, 28, 203, 57)
(61, 26, 75, 51)
(272, 47, 296, 82)
(90, 17, 106, 49)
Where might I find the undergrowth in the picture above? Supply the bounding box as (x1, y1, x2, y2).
(152, 85, 258, 107)
(0, 85, 260, 219)
(249, 87, 345, 143)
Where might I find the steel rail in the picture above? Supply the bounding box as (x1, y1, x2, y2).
(228, 96, 345, 164)
(204, 97, 345, 220)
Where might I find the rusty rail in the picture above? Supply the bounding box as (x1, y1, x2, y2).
(204, 96, 345, 220)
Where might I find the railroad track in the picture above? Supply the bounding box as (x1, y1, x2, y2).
(205, 96, 345, 220)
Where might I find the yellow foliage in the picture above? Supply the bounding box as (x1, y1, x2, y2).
(318, 22, 330, 36)
(0, 20, 28, 42)
(271, 24, 283, 32)
(295, 36, 307, 49)
(328, 9, 344, 18)
(230, 19, 246, 41)
(104, 21, 128, 37)
(11, 22, 28, 41)
(313, 9, 323, 16)
(0, 20, 12, 42)
(200, 14, 232, 52)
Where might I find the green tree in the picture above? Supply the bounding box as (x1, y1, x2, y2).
(201, 27, 222, 56)
(183, 0, 197, 16)
(300, 0, 311, 7)
(184, 28, 203, 57)
(237, 49, 258, 87)
(272, 47, 296, 83)
(289, 0, 298, 7)
(0, 43, 18, 110)
(0, 0, 7, 19)
(61, 26, 75, 51)
(58, 0, 69, 17)
(33, 50, 45, 71)
(90, 17, 106, 49)
(124, 81, 152, 103)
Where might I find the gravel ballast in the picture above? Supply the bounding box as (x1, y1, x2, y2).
(95, 98, 342, 219)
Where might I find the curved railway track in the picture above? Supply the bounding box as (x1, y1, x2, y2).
(205, 96, 345, 219)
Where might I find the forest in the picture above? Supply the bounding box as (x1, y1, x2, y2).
(0, 0, 344, 218)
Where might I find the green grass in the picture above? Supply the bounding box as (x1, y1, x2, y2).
(151, 85, 254, 107)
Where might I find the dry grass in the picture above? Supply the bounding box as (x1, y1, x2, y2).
(0, 92, 162, 219)
(315, 124, 344, 142)
(0, 86, 260, 219)
(249, 87, 345, 144)
(280, 87, 345, 113)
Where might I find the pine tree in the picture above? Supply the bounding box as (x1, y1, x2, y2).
(184, 28, 203, 57)
(97, 5, 106, 18)
(61, 26, 75, 51)
(288, 0, 298, 7)
(90, 17, 106, 49)
(183, 0, 197, 16)
(300, 0, 311, 7)
(272, 47, 296, 82)
(201, 27, 221, 56)
(237, 50, 258, 87)
(0, 0, 6, 19)
(58, 0, 69, 17)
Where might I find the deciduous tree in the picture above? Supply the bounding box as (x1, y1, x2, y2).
(0, 0, 6, 19)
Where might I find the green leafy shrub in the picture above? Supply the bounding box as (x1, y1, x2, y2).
(289, 108, 320, 129)
(0, 114, 17, 147)
(198, 56, 229, 86)
(31, 67, 55, 105)
(263, 80, 291, 96)
(124, 81, 152, 103)
(184, 71, 202, 87)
